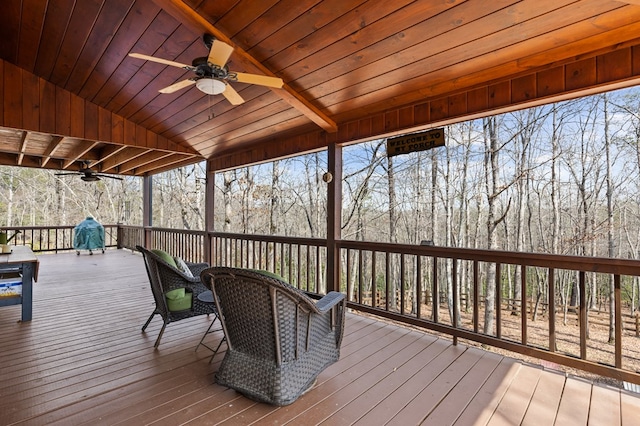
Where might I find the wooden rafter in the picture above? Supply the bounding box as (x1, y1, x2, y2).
(152, 0, 338, 133)
(135, 154, 197, 175)
(100, 147, 150, 173)
(62, 140, 101, 169)
(87, 144, 128, 169)
(40, 136, 64, 168)
(118, 150, 175, 173)
(16, 131, 28, 166)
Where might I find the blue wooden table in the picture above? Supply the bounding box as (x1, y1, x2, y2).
(0, 245, 38, 321)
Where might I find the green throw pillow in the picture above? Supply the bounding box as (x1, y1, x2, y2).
(174, 256, 194, 278)
(151, 249, 177, 268)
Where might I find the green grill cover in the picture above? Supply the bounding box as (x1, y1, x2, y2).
(73, 217, 105, 250)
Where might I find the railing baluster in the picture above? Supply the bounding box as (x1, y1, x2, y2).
(385, 251, 390, 311)
(316, 245, 320, 293)
(371, 251, 377, 308)
(433, 256, 438, 323)
(297, 244, 301, 288)
(579, 270, 587, 360)
(346, 248, 352, 302)
(452, 258, 458, 345)
(400, 253, 405, 315)
(252, 240, 257, 269)
(358, 249, 363, 304)
(306, 244, 311, 291)
(287, 243, 292, 283)
(473, 261, 479, 334)
(416, 255, 422, 319)
(615, 274, 622, 369)
(496, 262, 502, 339)
(549, 268, 556, 352)
(521, 264, 527, 346)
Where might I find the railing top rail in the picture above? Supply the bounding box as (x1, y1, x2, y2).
(0, 224, 117, 230)
(338, 240, 640, 275)
(145, 226, 205, 236)
(211, 232, 326, 247)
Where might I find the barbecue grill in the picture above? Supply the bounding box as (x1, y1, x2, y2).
(73, 217, 105, 255)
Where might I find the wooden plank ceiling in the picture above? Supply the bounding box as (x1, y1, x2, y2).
(1, 0, 640, 176)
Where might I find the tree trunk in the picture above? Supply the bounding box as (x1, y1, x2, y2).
(270, 160, 280, 235)
(604, 95, 616, 343)
(222, 171, 234, 233)
(483, 116, 500, 335)
(387, 155, 398, 310)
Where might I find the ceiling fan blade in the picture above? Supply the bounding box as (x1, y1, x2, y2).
(54, 172, 79, 176)
(222, 84, 245, 105)
(159, 79, 196, 94)
(96, 174, 124, 181)
(234, 72, 283, 88)
(129, 53, 193, 70)
(208, 39, 234, 67)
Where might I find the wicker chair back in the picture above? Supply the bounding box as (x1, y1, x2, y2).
(201, 267, 346, 406)
(137, 245, 214, 347)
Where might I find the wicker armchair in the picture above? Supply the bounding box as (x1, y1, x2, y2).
(137, 245, 215, 347)
(200, 267, 346, 406)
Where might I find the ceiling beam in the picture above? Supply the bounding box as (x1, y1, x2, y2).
(0, 153, 40, 169)
(153, 0, 338, 133)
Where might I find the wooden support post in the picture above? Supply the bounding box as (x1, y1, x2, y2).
(204, 160, 215, 264)
(143, 175, 152, 249)
(326, 143, 342, 293)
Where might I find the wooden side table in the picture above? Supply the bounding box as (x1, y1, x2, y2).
(195, 290, 226, 363)
(0, 245, 39, 322)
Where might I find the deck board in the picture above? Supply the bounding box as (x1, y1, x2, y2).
(0, 250, 639, 426)
(521, 369, 566, 426)
(487, 360, 542, 426)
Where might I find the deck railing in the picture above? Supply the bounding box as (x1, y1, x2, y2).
(211, 232, 328, 294)
(1, 225, 118, 253)
(206, 231, 640, 384)
(117, 225, 205, 263)
(24, 224, 640, 384)
(338, 240, 640, 385)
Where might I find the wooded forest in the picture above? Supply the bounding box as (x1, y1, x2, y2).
(213, 87, 640, 318)
(3, 87, 640, 319)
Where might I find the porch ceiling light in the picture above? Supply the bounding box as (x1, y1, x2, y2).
(196, 78, 226, 95)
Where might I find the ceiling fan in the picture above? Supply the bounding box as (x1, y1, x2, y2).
(55, 162, 123, 182)
(128, 34, 283, 105)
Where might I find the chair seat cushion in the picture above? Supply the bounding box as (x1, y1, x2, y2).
(165, 287, 193, 311)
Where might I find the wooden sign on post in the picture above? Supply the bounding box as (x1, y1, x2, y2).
(386, 128, 445, 157)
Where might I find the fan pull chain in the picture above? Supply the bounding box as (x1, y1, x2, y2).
(208, 95, 214, 120)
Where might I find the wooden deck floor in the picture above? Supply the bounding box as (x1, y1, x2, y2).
(1, 249, 639, 425)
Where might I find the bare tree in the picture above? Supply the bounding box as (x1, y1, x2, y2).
(483, 116, 511, 334)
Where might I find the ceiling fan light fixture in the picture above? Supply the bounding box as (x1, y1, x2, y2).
(81, 175, 100, 182)
(196, 78, 226, 95)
